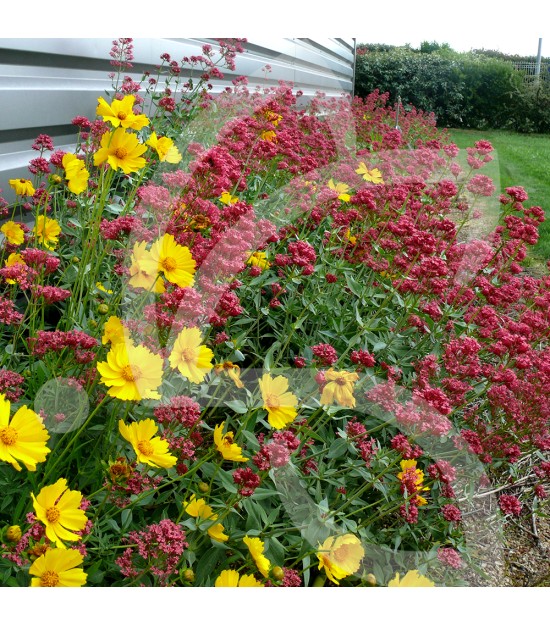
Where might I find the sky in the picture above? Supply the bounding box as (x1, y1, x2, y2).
(356, 1, 550, 57)
(3, 1, 549, 59)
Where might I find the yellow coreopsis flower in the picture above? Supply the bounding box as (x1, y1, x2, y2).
(317, 533, 365, 585)
(183, 494, 229, 542)
(118, 418, 177, 469)
(1, 220, 25, 245)
(260, 130, 277, 142)
(149, 233, 196, 288)
(397, 459, 425, 483)
(62, 153, 89, 195)
(146, 132, 182, 163)
(320, 369, 360, 408)
(327, 179, 351, 202)
(388, 569, 435, 587)
(93, 127, 147, 174)
(215, 570, 264, 587)
(0, 394, 50, 471)
(128, 240, 165, 293)
(246, 251, 270, 269)
(96, 282, 114, 295)
(169, 327, 214, 384)
(101, 315, 128, 346)
(3, 253, 26, 284)
(397, 459, 430, 506)
(263, 110, 282, 127)
(344, 229, 357, 246)
(243, 535, 271, 578)
(355, 162, 384, 184)
(214, 361, 244, 389)
(33, 215, 61, 250)
(9, 178, 35, 196)
(96, 342, 164, 401)
(31, 478, 87, 548)
(219, 191, 239, 205)
(259, 373, 298, 429)
(96, 94, 150, 130)
(213, 421, 248, 462)
(29, 548, 87, 587)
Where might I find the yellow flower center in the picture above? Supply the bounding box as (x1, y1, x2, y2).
(40, 570, 60, 587)
(335, 377, 347, 386)
(137, 440, 154, 456)
(121, 364, 140, 382)
(189, 215, 210, 230)
(223, 433, 234, 447)
(180, 347, 196, 363)
(117, 112, 127, 120)
(45, 506, 60, 523)
(0, 425, 18, 446)
(109, 461, 131, 481)
(115, 147, 128, 159)
(333, 544, 351, 563)
(161, 256, 177, 272)
(265, 393, 280, 409)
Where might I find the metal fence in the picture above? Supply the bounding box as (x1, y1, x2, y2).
(0, 37, 355, 201)
(512, 61, 550, 82)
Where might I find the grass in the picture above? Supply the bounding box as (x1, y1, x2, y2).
(447, 128, 550, 265)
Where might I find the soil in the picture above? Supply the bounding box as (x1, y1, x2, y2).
(462, 499, 550, 586)
(501, 509, 550, 586)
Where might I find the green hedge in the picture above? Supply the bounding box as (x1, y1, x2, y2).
(355, 45, 550, 132)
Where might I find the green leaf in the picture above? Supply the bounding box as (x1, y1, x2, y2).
(242, 498, 262, 531)
(86, 561, 105, 585)
(121, 508, 132, 531)
(302, 555, 311, 587)
(225, 399, 248, 414)
(216, 468, 238, 494)
(250, 487, 279, 500)
(195, 548, 222, 585)
(266, 535, 285, 565)
(327, 438, 349, 459)
(263, 340, 282, 370)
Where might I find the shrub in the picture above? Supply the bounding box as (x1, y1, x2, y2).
(355, 44, 547, 132)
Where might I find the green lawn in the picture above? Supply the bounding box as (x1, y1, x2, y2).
(448, 128, 550, 264)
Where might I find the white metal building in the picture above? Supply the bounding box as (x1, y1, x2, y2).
(0, 38, 356, 201)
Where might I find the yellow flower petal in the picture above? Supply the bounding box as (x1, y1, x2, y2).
(259, 374, 298, 430)
(213, 422, 248, 462)
(388, 569, 435, 587)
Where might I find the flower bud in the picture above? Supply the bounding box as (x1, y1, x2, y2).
(198, 481, 209, 493)
(365, 573, 377, 586)
(98, 303, 109, 315)
(271, 566, 284, 581)
(181, 568, 195, 582)
(6, 525, 22, 543)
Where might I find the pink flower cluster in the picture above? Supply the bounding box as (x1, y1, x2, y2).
(116, 519, 188, 585)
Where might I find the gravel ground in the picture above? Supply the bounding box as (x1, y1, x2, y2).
(460, 498, 550, 587)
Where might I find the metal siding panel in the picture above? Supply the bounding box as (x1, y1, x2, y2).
(0, 37, 354, 200)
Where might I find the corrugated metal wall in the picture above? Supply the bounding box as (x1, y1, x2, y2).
(0, 37, 355, 202)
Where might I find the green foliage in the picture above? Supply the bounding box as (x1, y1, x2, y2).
(355, 48, 466, 127)
(355, 43, 550, 132)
